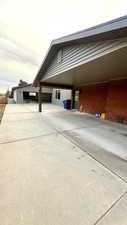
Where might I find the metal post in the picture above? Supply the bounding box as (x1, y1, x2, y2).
(71, 89, 75, 110)
(38, 83, 42, 112)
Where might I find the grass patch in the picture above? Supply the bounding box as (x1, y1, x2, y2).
(0, 104, 6, 122)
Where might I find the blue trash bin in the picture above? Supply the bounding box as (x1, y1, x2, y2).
(96, 113, 100, 118)
(64, 103, 67, 109)
(63, 100, 71, 109)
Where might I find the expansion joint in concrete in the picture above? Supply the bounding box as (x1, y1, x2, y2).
(60, 132, 127, 184)
(0, 132, 56, 145)
(93, 191, 127, 225)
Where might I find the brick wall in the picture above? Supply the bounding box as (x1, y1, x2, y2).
(106, 79, 127, 124)
(79, 83, 108, 114)
(78, 79, 127, 124)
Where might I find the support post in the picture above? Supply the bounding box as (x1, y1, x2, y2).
(38, 83, 42, 112)
(71, 89, 75, 110)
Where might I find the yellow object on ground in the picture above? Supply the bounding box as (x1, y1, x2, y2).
(100, 113, 106, 119)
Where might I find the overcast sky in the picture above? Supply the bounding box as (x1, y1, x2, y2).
(0, 0, 127, 92)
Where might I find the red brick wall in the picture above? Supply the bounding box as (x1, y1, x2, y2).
(106, 79, 127, 124)
(78, 79, 127, 124)
(79, 83, 108, 114)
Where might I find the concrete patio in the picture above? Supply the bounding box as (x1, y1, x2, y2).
(0, 103, 127, 225)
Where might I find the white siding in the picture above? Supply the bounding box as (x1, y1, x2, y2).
(14, 86, 52, 103)
(15, 89, 24, 103)
(13, 90, 17, 103)
(52, 89, 71, 105)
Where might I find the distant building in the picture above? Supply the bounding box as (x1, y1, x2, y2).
(12, 84, 52, 104)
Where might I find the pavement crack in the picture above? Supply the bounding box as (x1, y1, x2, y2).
(93, 191, 127, 225)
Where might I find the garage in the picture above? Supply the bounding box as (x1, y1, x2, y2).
(13, 84, 52, 104)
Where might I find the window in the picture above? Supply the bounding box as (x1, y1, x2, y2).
(57, 90, 60, 99)
(29, 92, 36, 96)
(55, 90, 61, 100)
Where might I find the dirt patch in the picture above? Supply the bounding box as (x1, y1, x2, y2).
(0, 104, 6, 122)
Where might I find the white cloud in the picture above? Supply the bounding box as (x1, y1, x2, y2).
(0, 0, 127, 89)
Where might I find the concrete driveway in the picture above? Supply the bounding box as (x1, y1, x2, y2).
(0, 103, 127, 225)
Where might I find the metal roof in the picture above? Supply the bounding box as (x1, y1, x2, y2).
(33, 15, 127, 86)
(12, 84, 32, 91)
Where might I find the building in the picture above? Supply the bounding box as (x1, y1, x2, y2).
(33, 15, 127, 124)
(12, 84, 52, 104)
(52, 89, 71, 105)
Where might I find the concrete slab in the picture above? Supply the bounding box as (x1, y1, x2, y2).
(2, 112, 39, 122)
(39, 109, 127, 160)
(64, 129, 127, 182)
(97, 193, 127, 225)
(41, 111, 102, 131)
(1, 103, 127, 225)
(0, 115, 55, 144)
(26, 103, 64, 113)
(0, 133, 126, 225)
(4, 104, 30, 114)
(64, 125, 127, 160)
(33, 104, 127, 182)
(2, 112, 43, 125)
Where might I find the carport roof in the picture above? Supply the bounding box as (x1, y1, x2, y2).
(33, 15, 127, 86)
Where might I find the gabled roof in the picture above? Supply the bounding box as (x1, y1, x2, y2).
(33, 15, 127, 86)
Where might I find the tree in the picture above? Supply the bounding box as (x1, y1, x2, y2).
(5, 90, 10, 98)
(18, 80, 28, 87)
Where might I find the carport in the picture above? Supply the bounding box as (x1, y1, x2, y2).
(33, 15, 127, 124)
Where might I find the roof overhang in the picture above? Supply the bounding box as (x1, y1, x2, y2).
(33, 15, 127, 86)
(40, 45, 127, 87)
